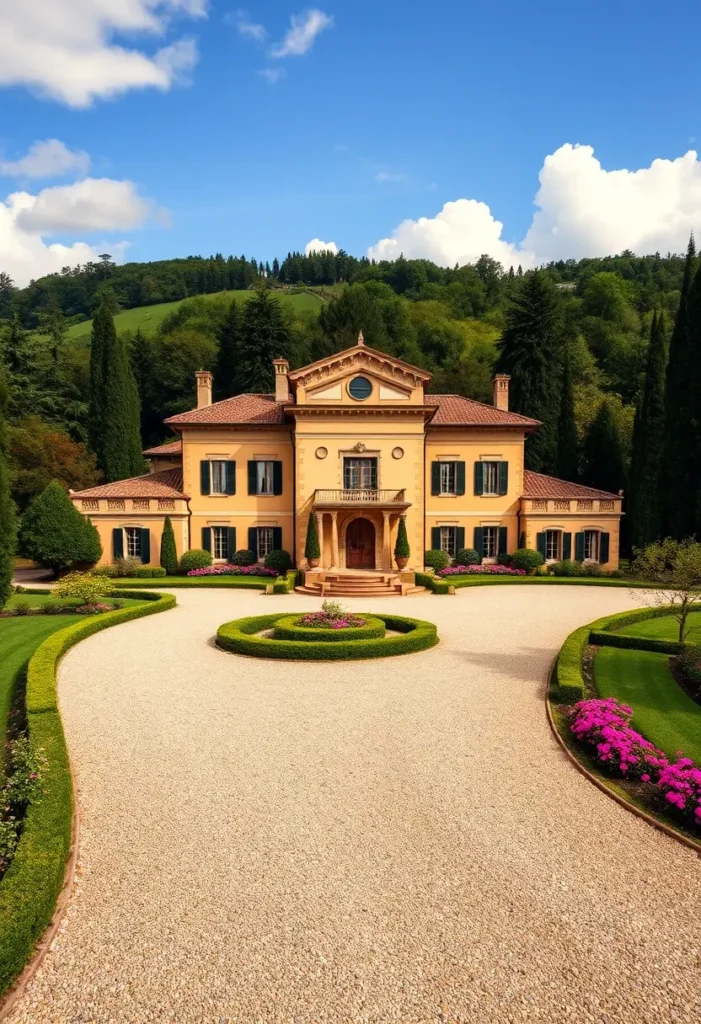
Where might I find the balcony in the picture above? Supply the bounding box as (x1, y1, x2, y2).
(314, 488, 410, 508)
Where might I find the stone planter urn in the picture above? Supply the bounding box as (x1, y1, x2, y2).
(307, 557, 320, 569)
(395, 556, 409, 570)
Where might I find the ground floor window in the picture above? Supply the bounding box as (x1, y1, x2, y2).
(583, 529, 599, 561)
(125, 527, 141, 558)
(212, 526, 228, 561)
(483, 526, 498, 559)
(257, 527, 274, 560)
(545, 529, 561, 561)
(439, 526, 456, 558)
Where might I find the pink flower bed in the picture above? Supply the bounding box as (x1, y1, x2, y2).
(187, 564, 279, 578)
(657, 759, 701, 829)
(437, 564, 526, 577)
(568, 698, 668, 779)
(298, 611, 366, 629)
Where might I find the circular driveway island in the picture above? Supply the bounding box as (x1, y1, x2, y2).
(9, 588, 701, 1024)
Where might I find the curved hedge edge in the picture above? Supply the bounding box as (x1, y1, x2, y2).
(593, 605, 686, 633)
(272, 613, 386, 643)
(415, 572, 450, 595)
(545, 685, 701, 857)
(216, 613, 439, 661)
(589, 630, 685, 655)
(0, 591, 175, 998)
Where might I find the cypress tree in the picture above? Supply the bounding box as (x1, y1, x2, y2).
(629, 312, 668, 548)
(582, 400, 626, 496)
(662, 236, 697, 538)
(0, 354, 17, 608)
(19, 480, 101, 577)
(88, 302, 109, 457)
(555, 342, 578, 481)
(496, 271, 563, 472)
(304, 513, 320, 562)
(215, 299, 242, 399)
(101, 323, 144, 481)
(687, 260, 701, 536)
(160, 515, 178, 575)
(238, 291, 290, 393)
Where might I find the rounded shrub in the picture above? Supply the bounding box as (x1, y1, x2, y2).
(509, 548, 545, 573)
(179, 548, 212, 573)
(231, 549, 256, 566)
(581, 560, 605, 577)
(263, 549, 292, 576)
(273, 613, 386, 643)
(424, 549, 450, 571)
(551, 559, 583, 577)
(456, 548, 481, 566)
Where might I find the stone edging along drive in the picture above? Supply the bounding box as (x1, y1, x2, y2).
(0, 591, 177, 1011)
(216, 613, 439, 660)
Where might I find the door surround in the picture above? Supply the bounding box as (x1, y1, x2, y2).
(340, 511, 382, 569)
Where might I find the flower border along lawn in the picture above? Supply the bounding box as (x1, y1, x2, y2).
(0, 589, 175, 997)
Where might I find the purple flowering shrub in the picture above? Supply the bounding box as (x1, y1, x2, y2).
(187, 564, 279, 577)
(568, 698, 668, 780)
(298, 610, 366, 630)
(657, 759, 701, 829)
(437, 564, 526, 577)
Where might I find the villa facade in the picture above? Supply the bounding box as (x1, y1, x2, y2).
(71, 335, 623, 588)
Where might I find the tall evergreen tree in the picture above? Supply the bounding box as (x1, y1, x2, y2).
(495, 271, 563, 472)
(101, 326, 144, 481)
(629, 312, 668, 548)
(88, 302, 110, 456)
(19, 480, 101, 577)
(582, 400, 626, 496)
(214, 299, 242, 399)
(0, 354, 17, 608)
(555, 342, 578, 481)
(160, 515, 178, 575)
(662, 235, 697, 538)
(238, 291, 290, 393)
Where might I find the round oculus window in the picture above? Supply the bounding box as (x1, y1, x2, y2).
(348, 376, 372, 401)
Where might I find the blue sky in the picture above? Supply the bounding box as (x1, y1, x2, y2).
(2, 0, 701, 284)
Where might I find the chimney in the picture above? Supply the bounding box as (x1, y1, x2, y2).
(196, 370, 213, 409)
(273, 358, 290, 403)
(493, 374, 510, 412)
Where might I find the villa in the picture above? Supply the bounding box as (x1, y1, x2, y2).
(71, 333, 623, 595)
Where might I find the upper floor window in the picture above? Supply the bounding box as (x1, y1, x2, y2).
(344, 457, 377, 490)
(257, 462, 275, 495)
(200, 459, 235, 496)
(247, 460, 283, 496)
(474, 460, 508, 496)
(439, 462, 456, 494)
(431, 460, 465, 496)
(210, 460, 228, 495)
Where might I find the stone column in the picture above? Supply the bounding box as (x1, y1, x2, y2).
(315, 512, 325, 569)
(331, 512, 339, 568)
(382, 511, 391, 571)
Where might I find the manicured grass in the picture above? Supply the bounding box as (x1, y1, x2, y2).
(616, 609, 701, 644)
(445, 575, 652, 589)
(594, 646, 701, 763)
(7, 593, 60, 609)
(111, 575, 280, 589)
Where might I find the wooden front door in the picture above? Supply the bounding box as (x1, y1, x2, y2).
(346, 518, 376, 569)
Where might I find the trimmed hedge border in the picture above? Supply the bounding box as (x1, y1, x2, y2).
(0, 590, 175, 996)
(112, 570, 297, 593)
(217, 613, 438, 660)
(272, 614, 386, 643)
(415, 572, 450, 595)
(445, 575, 659, 590)
(589, 631, 685, 655)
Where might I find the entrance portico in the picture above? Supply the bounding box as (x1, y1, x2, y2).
(311, 489, 411, 572)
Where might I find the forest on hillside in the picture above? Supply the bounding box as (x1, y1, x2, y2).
(0, 243, 699, 554)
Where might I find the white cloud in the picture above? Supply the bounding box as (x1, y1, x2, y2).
(271, 8, 333, 58)
(374, 171, 405, 183)
(367, 143, 701, 268)
(229, 9, 266, 41)
(14, 178, 157, 235)
(258, 67, 286, 84)
(0, 0, 206, 108)
(305, 238, 338, 255)
(0, 139, 91, 180)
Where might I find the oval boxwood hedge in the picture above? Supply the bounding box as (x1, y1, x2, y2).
(217, 613, 438, 660)
(0, 590, 175, 996)
(272, 614, 386, 643)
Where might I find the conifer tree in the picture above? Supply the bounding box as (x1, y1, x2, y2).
(304, 513, 320, 562)
(19, 480, 101, 577)
(629, 312, 668, 548)
(238, 291, 290, 393)
(214, 299, 242, 399)
(0, 354, 17, 608)
(89, 302, 110, 456)
(160, 515, 178, 575)
(495, 271, 562, 473)
(662, 236, 697, 538)
(101, 325, 144, 481)
(555, 342, 578, 481)
(582, 400, 626, 496)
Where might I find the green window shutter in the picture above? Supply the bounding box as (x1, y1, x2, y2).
(456, 461, 466, 496)
(431, 527, 441, 550)
(498, 462, 509, 495)
(272, 526, 283, 550)
(112, 528, 123, 559)
(498, 526, 508, 555)
(431, 462, 441, 496)
(575, 532, 585, 561)
(536, 532, 546, 559)
(563, 532, 572, 560)
(248, 527, 258, 557)
(456, 526, 465, 551)
(225, 461, 236, 495)
(200, 460, 210, 496)
(273, 461, 283, 495)
(473, 526, 484, 557)
(600, 532, 610, 564)
(248, 461, 257, 495)
(474, 462, 484, 495)
(226, 527, 236, 560)
(140, 529, 150, 564)
(201, 527, 211, 553)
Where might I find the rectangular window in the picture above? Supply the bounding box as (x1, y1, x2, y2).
(483, 526, 498, 559)
(545, 530, 561, 561)
(482, 461, 499, 495)
(256, 462, 275, 495)
(583, 530, 599, 561)
(212, 527, 228, 561)
(257, 527, 274, 560)
(343, 457, 377, 490)
(439, 526, 456, 558)
(210, 461, 228, 495)
(439, 462, 456, 494)
(125, 527, 141, 558)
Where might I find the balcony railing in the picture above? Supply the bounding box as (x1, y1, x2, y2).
(314, 488, 408, 506)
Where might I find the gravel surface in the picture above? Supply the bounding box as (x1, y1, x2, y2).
(8, 587, 701, 1024)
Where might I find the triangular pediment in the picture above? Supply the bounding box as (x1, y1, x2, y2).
(289, 342, 431, 392)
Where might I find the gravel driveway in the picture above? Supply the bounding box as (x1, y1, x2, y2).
(9, 587, 701, 1024)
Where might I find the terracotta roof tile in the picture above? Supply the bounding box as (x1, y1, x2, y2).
(523, 470, 620, 500)
(71, 468, 186, 499)
(164, 394, 285, 426)
(426, 394, 540, 427)
(142, 439, 182, 456)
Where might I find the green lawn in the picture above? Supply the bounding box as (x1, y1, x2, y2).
(594, 646, 701, 763)
(111, 575, 280, 589)
(616, 609, 701, 643)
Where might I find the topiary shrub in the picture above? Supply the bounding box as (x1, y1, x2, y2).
(54, 571, 111, 605)
(133, 566, 167, 578)
(424, 549, 450, 571)
(457, 548, 481, 566)
(264, 549, 292, 576)
(394, 518, 410, 559)
(551, 559, 583, 577)
(179, 548, 212, 573)
(304, 514, 320, 561)
(510, 548, 545, 573)
(160, 515, 178, 575)
(19, 481, 102, 577)
(231, 549, 256, 566)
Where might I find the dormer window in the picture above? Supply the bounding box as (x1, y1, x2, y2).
(348, 376, 372, 401)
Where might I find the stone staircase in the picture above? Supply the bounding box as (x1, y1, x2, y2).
(295, 571, 425, 598)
